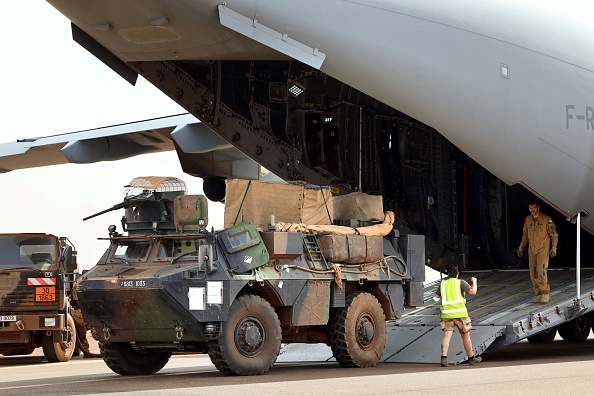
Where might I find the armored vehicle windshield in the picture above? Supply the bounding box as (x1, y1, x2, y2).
(156, 237, 206, 260)
(110, 240, 152, 263)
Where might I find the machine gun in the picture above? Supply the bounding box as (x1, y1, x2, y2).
(84, 190, 180, 235)
(82, 191, 153, 222)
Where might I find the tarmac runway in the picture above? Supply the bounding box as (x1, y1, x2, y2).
(1, 336, 594, 395)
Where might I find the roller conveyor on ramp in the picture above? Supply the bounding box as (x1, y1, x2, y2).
(278, 268, 594, 366)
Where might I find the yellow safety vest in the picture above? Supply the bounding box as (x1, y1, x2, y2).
(440, 278, 468, 318)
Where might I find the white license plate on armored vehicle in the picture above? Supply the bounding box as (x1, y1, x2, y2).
(120, 280, 146, 288)
(0, 315, 16, 322)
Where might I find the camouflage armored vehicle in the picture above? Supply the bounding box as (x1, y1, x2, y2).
(0, 233, 78, 361)
(78, 176, 425, 375)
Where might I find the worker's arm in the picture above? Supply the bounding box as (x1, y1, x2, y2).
(433, 282, 442, 302)
(518, 219, 528, 256)
(468, 277, 477, 295)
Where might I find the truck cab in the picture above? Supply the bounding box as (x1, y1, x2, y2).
(0, 233, 78, 361)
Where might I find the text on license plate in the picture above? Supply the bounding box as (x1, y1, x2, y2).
(35, 286, 56, 302)
(0, 315, 17, 322)
(120, 280, 146, 288)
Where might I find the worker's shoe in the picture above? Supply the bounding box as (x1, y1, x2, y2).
(540, 294, 550, 304)
(533, 295, 542, 303)
(468, 356, 482, 365)
(440, 357, 448, 367)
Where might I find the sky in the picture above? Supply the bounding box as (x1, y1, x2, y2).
(0, 3, 225, 271)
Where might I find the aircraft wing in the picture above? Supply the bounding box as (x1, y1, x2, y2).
(0, 113, 280, 186)
(0, 114, 192, 172)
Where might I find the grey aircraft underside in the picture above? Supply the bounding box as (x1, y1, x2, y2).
(2, 1, 593, 268)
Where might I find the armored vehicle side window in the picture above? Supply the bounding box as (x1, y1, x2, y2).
(111, 240, 151, 262)
(220, 223, 261, 254)
(0, 235, 57, 270)
(228, 230, 252, 249)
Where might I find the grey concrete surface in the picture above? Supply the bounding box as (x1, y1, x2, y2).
(1, 337, 593, 395)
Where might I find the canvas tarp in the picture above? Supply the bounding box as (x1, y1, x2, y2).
(224, 179, 333, 229)
(332, 191, 384, 221)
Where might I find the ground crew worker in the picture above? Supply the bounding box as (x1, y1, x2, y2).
(71, 306, 91, 356)
(71, 274, 95, 358)
(517, 202, 558, 304)
(434, 265, 481, 367)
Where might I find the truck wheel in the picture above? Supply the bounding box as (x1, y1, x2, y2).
(100, 342, 171, 375)
(329, 291, 386, 368)
(558, 315, 591, 342)
(42, 313, 76, 362)
(527, 328, 557, 343)
(207, 294, 281, 375)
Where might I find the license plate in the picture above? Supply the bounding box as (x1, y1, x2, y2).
(0, 315, 16, 322)
(35, 286, 55, 302)
(120, 280, 146, 288)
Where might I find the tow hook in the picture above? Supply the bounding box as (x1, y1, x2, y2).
(175, 321, 184, 340)
(102, 322, 112, 341)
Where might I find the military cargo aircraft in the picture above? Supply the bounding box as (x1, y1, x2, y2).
(2, 1, 593, 270)
(3, 1, 594, 366)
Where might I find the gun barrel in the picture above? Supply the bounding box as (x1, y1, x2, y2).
(83, 202, 126, 221)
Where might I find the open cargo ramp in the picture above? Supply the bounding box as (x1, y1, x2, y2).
(389, 268, 594, 364)
(278, 268, 594, 365)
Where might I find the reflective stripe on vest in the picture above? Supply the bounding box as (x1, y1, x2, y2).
(440, 278, 468, 318)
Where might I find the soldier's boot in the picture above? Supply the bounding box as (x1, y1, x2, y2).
(533, 295, 542, 303)
(440, 357, 448, 367)
(540, 294, 550, 304)
(468, 356, 482, 365)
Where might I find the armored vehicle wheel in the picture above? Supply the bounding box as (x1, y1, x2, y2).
(100, 342, 171, 375)
(558, 315, 591, 342)
(207, 294, 282, 376)
(527, 328, 557, 343)
(42, 313, 76, 362)
(329, 291, 386, 368)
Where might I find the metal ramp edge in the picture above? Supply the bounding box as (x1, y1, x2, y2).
(381, 324, 505, 365)
(276, 322, 505, 365)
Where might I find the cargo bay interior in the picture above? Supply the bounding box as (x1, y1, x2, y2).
(146, 59, 592, 272)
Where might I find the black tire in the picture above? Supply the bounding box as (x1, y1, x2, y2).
(558, 315, 591, 342)
(1, 348, 35, 356)
(329, 291, 387, 368)
(207, 294, 282, 376)
(527, 328, 557, 343)
(100, 342, 171, 375)
(42, 313, 76, 362)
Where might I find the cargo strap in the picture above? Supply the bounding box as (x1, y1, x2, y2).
(302, 232, 331, 271)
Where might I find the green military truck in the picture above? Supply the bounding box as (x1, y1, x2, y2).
(0, 233, 78, 361)
(77, 177, 425, 375)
